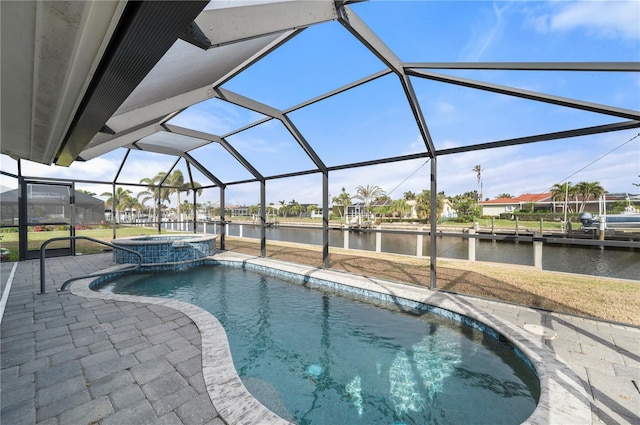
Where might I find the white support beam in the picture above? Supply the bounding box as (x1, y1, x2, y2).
(196, 1, 338, 48)
(213, 88, 282, 118)
(400, 74, 437, 155)
(337, 6, 437, 155)
(106, 86, 214, 133)
(163, 124, 264, 180)
(337, 5, 402, 74)
(280, 115, 327, 173)
(79, 121, 163, 160)
(403, 62, 640, 72)
(407, 69, 640, 121)
(80, 29, 298, 161)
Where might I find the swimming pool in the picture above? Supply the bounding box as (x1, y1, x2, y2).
(93, 262, 540, 424)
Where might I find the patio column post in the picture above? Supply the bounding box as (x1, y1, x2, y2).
(343, 228, 349, 249)
(468, 228, 476, 262)
(322, 171, 329, 268)
(533, 232, 543, 269)
(260, 180, 266, 257)
(220, 186, 226, 250)
(193, 190, 197, 233)
(112, 183, 117, 239)
(429, 157, 437, 290)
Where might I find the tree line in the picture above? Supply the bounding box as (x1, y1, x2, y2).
(86, 170, 202, 223)
(83, 172, 613, 224)
(549, 181, 605, 213)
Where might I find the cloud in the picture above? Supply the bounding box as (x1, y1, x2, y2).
(168, 98, 266, 136)
(19, 157, 120, 181)
(460, 2, 510, 61)
(536, 1, 640, 40)
(438, 101, 456, 115)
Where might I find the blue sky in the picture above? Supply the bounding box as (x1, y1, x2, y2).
(2, 0, 639, 207)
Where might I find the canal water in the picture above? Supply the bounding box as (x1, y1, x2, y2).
(189, 223, 639, 281)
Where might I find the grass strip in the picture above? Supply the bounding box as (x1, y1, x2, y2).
(223, 237, 640, 326)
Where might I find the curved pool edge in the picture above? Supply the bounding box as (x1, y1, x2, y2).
(70, 252, 592, 425)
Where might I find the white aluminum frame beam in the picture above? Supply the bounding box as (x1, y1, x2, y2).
(80, 30, 301, 161)
(404, 62, 640, 72)
(163, 124, 264, 180)
(406, 69, 640, 121)
(195, 1, 338, 48)
(79, 119, 167, 160)
(337, 6, 437, 156)
(213, 88, 327, 172)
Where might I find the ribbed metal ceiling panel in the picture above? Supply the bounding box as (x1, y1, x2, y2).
(54, 1, 209, 166)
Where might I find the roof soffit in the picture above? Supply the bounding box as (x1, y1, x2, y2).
(0, 1, 125, 164)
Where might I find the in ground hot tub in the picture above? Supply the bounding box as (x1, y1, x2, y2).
(111, 234, 216, 265)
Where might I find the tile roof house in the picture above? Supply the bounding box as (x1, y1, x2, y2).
(480, 193, 553, 216)
(480, 192, 639, 217)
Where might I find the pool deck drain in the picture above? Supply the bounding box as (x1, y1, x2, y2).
(1, 253, 638, 425)
(523, 323, 558, 340)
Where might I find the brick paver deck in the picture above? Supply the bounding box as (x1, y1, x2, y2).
(1, 255, 222, 425)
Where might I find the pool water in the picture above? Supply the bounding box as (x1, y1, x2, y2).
(95, 264, 540, 424)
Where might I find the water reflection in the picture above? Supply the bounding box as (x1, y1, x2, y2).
(223, 225, 639, 280)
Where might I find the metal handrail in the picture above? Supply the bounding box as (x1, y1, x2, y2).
(39, 236, 143, 294)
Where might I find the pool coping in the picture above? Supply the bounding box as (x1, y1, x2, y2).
(69, 251, 592, 425)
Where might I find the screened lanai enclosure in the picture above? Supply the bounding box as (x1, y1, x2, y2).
(1, 1, 639, 284)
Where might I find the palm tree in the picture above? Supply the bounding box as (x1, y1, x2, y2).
(575, 181, 606, 212)
(414, 190, 445, 221)
(472, 165, 482, 201)
(288, 200, 303, 218)
(119, 193, 138, 222)
(306, 204, 318, 218)
(131, 198, 145, 221)
(165, 170, 185, 220)
(403, 191, 416, 201)
(495, 193, 513, 199)
(550, 182, 573, 213)
(332, 187, 352, 224)
(140, 172, 171, 222)
(390, 198, 410, 219)
(100, 187, 132, 223)
(278, 200, 288, 217)
(353, 185, 385, 219)
(168, 170, 203, 222)
(136, 190, 154, 220)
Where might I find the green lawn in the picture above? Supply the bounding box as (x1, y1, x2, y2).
(458, 218, 565, 231)
(0, 226, 188, 260)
